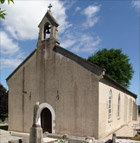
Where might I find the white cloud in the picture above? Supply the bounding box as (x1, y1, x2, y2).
(84, 5, 100, 18)
(60, 29, 101, 54)
(71, 34, 101, 53)
(131, 0, 140, 11)
(82, 5, 101, 28)
(75, 7, 81, 12)
(0, 58, 22, 69)
(0, 31, 19, 55)
(61, 39, 76, 49)
(64, 1, 77, 10)
(86, 17, 99, 27)
(1, 0, 71, 40)
(0, 31, 25, 69)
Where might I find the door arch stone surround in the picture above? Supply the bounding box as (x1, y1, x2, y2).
(37, 102, 55, 133)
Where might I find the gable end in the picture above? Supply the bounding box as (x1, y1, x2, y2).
(54, 45, 105, 76)
(6, 49, 37, 81)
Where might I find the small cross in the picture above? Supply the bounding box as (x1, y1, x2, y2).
(48, 4, 52, 12)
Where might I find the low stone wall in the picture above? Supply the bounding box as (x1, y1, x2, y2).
(43, 133, 105, 143)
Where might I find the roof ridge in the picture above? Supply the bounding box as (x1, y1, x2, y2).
(38, 10, 59, 27)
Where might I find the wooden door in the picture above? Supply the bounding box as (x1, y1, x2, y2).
(41, 108, 52, 133)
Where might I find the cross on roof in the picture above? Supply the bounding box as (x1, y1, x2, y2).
(48, 4, 52, 12)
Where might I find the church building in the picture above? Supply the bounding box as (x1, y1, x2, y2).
(6, 9, 138, 139)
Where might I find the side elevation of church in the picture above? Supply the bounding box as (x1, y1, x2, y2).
(6, 10, 138, 139)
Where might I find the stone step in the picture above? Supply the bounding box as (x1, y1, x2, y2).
(42, 137, 58, 143)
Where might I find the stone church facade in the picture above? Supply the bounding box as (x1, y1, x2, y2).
(6, 10, 138, 139)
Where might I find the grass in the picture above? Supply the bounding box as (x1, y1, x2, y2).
(131, 137, 140, 141)
(131, 134, 140, 141)
(0, 125, 8, 131)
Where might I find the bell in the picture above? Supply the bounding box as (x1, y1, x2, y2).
(46, 29, 50, 34)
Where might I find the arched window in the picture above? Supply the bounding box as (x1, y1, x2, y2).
(117, 94, 120, 117)
(108, 90, 112, 120)
(44, 23, 51, 39)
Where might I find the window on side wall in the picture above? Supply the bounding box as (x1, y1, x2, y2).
(108, 90, 112, 121)
(117, 94, 120, 118)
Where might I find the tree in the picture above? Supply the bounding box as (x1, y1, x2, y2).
(0, 0, 14, 19)
(0, 84, 8, 121)
(88, 48, 134, 88)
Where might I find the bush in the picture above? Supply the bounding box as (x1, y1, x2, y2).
(0, 125, 8, 131)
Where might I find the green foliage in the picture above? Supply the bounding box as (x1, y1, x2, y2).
(0, 84, 8, 121)
(8, 0, 14, 4)
(88, 48, 134, 88)
(0, 10, 7, 19)
(0, 125, 8, 130)
(0, 0, 14, 19)
(0, 0, 14, 4)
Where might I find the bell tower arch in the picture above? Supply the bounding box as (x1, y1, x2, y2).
(38, 7, 59, 42)
(44, 22, 51, 39)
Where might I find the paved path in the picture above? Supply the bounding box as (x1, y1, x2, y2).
(0, 129, 29, 143)
(0, 123, 8, 127)
(0, 134, 23, 143)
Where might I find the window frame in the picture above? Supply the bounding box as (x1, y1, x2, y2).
(117, 94, 121, 118)
(108, 90, 113, 121)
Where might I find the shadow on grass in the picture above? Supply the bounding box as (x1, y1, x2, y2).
(0, 125, 8, 130)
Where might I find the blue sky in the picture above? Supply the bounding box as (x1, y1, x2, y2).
(0, 0, 140, 104)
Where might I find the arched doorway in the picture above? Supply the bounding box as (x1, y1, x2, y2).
(37, 103, 55, 133)
(41, 108, 52, 133)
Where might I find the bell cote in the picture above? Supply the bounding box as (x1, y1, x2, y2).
(38, 9, 59, 42)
